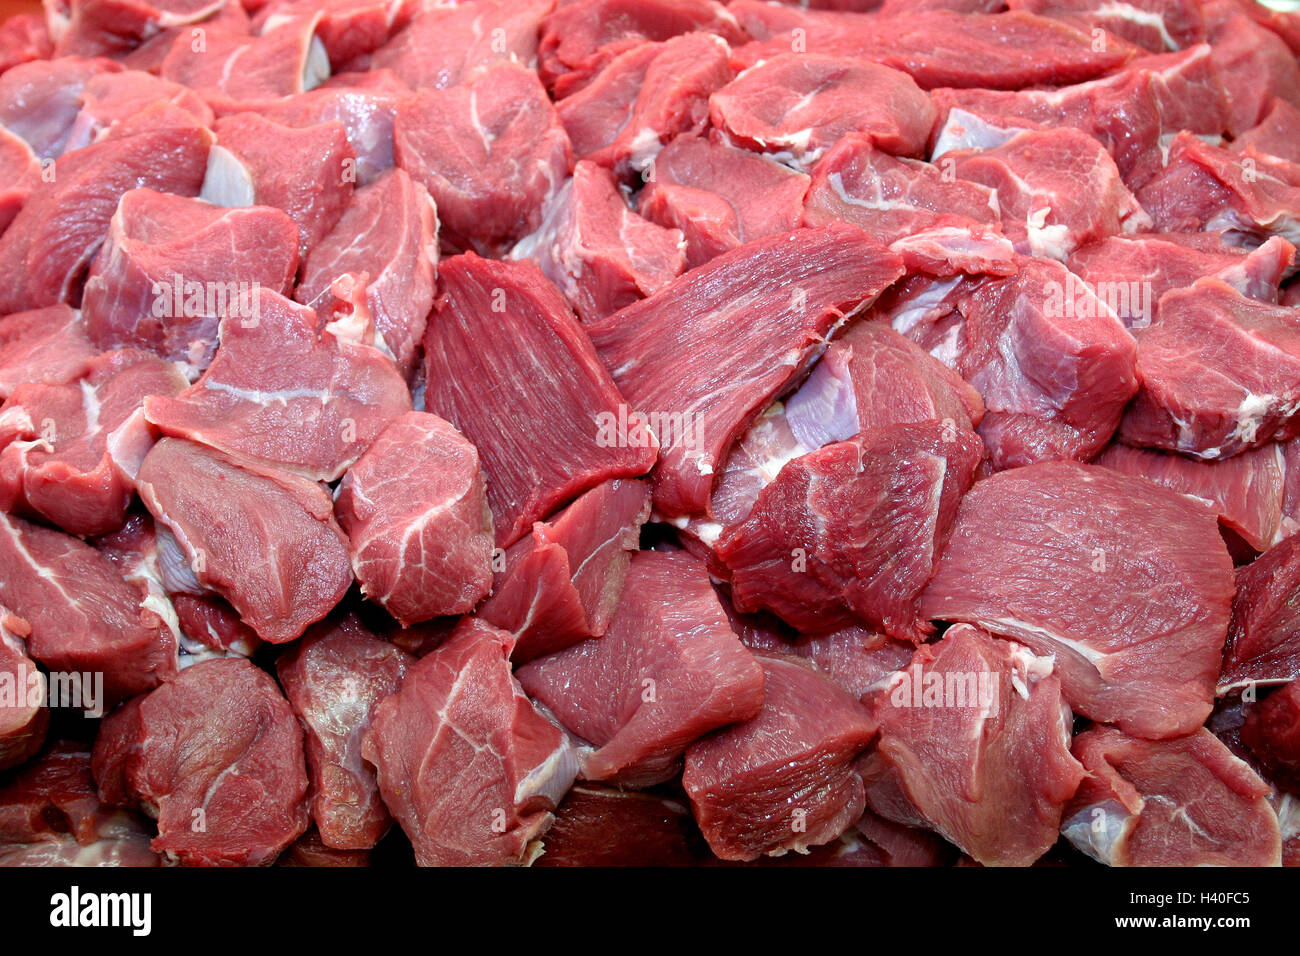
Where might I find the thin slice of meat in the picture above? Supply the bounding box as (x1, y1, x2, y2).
(295, 168, 437, 377)
(512, 160, 685, 324)
(637, 134, 809, 268)
(535, 783, 707, 867)
(1118, 279, 1300, 460)
(135, 438, 353, 644)
(0, 611, 47, 770)
(0, 512, 176, 704)
(717, 420, 983, 640)
(362, 618, 579, 867)
(1220, 533, 1300, 692)
(859, 625, 1085, 867)
(126, 657, 310, 866)
(334, 411, 494, 627)
(0, 306, 97, 401)
(394, 62, 571, 256)
(276, 616, 413, 850)
(1062, 726, 1281, 866)
(682, 651, 876, 861)
(588, 224, 905, 519)
(0, 348, 186, 536)
(478, 478, 650, 663)
(1242, 681, 1300, 793)
(919, 460, 1235, 739)
(517, 549, 766, 787)
(423, 253, 657, 548)
(144, 291, 411, 483)
(82, 188, 300, 369)
(709, 55, 934, 168)
(0, 122, 212, 314)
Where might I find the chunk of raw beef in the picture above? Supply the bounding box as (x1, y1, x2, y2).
(0, 122, 211, 314)
(588, 224, 904, 518)
(1234, 97, 1300, 165)
(81, 189, 299, 368)
(860, 625, 1084, 867)
(0, 611, 46, 770)
(276, 616, 413, 850)
(681, 652, 876, 861)
(555, 32, 732, 179)
(0, 125, 39, 234)
(709, 55, 934, 169)
(62, 70, 214, 152)
(296, 168, 437, 377)
(204, 113, 354, 260)
(124, 657, 309, 866)
(1204, 3, 1300, 136)
(49, 0, 224, 58)
(717, 420, 982, 639)
(1118, 280, 1300, 460)
(637, 134, 809, 267)
(251, 0, 417, 70)
(535, 783, 707, 867)
(1004, 0, 1206, 52)
(0, 14, 51, 75)
(517, 550, 766, 787)
(0, 349, 186, 536)
(738, 622, 915, 703)
(1062, 726, 1281, 866)
(478, 478, 650, 663)
(423, 253, 657, 548)
(0, 512, 176, 703)
(335, 412, 494, 627)
(0, 56, 122, 160)
(1220, 533, 1300, 692)
(0, 306, 97, 401)
(1242, 681, 1300, 793)
(919, 461, 1235, 739)
(394, 62, 571, 256)
(512, 160, 685, 324)
(135, 438, 353, 644)
(362, 618, 579, 867)
(144, 292, 410, 483)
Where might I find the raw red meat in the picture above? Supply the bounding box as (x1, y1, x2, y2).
(682, 652, 876, 861)
(276, 615, 413, 850)
(50, 0, 224, 58)
(1005, 0, 1206, 52)
(0, 305, 97, 401)
(860, 625, 1084, 867)
(0, 14, 52, 75)
(335, 411, 495, 627)
(478, 478, 650, 663)
(1220, 533, 1300, 692)
(251, 0, 416, 70)
(135, 438, 353, 644)
(517, 549, 766, 787)
(0, 56, 122, 160)
(920, 461, 1235, 738)
(422, 253, 657, 548)
(362, 618, 579, 866)
(0, 611, 46, 770)
(535, 783, 706, 867)
(63, 70, 214, 151)
(0, 125, 39, 234)
(1234, 97, 1300, 165)
(738, 622, 915, 702)
(1242, 681, 1300, 793)
(1204, 3, 1300, 136)
(1062, 726, 1281, 866)
(589, 224, 904, 518)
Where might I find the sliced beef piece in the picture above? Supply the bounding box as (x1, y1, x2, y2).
(535, 783, 708, 867)
(295, 168, 437, 377)
(513, 160, 685, 324)
(0, 611, 47, 770)
(710, 55, 934, 169)
(82, 188, 299, 368)
(0, 349, 187, 537)
(555, 32, 732, 180)
(1242, 681, 1300, 793)
(394, 62, 571, 256)
(0, 122, 211, 314)
(637, 134, 809, 268)
(717, 420, 983, 640)
(1234, 97, 1300, 165)
(588, 224, 904, 519)
(204, 113, 354, 261)
(478, 478, 650, 663)
(135, 438, 353, 644)
(362, 618, 579, 867)
(860, 625, 1085, 867)
(1205, 4, 1300, 136)
(517, 550, 766, 787)
(1118, 280, 1300, 460)
(919, 460, 1235, 739)
(1220, 533, 1300, 692)
(0, 305, 97, 401)
(682, 652, 876, 861)
(423, 253, 657, 548)
(335, 411, 494, 626)
(0, 56, 122, 161)
(1062, 726, 1281, 866)
(276, 615, 413, 850)
(1004, 0, 1205, 52)
(0, 512, 176, 703)
(125, 657, 309, 866)
(144, 292, 411, 483)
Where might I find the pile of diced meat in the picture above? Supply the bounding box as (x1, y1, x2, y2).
(3, 0, 1300, 869)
